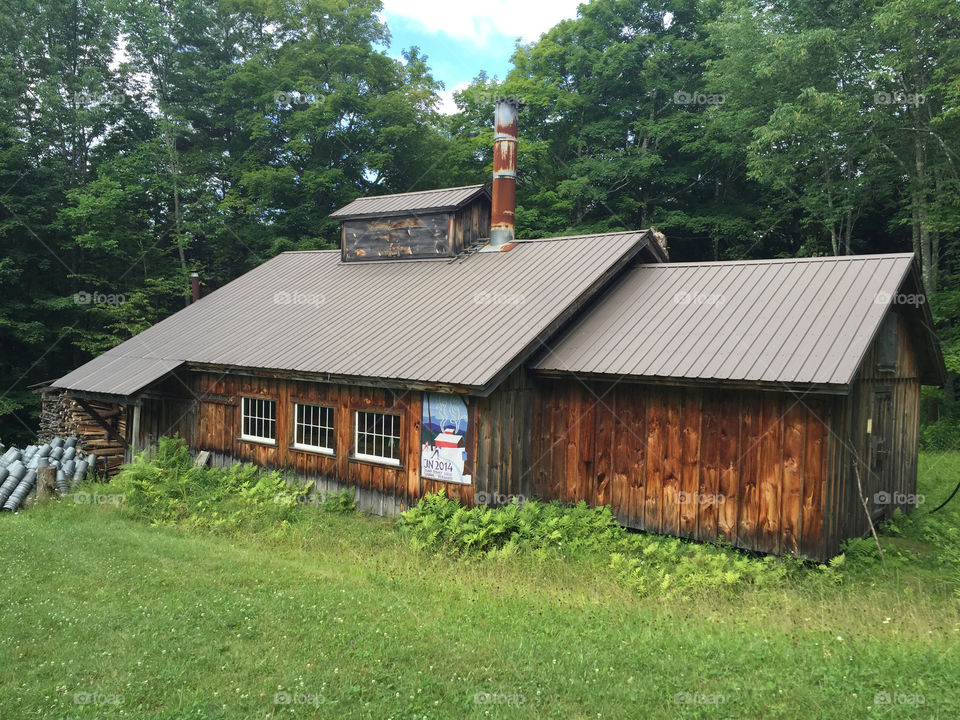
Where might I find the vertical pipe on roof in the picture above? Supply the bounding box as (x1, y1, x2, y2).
(491, 98, 521, 247)
(190, 272, 200, 303)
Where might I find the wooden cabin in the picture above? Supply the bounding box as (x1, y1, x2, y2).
(49, 103, 944, 561)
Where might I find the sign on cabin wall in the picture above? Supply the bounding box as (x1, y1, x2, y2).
(420, 393, 472, 484)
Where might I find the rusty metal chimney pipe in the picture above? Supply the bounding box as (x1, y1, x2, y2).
(491, 98, 520, 247)
(190, 272, 200, 304)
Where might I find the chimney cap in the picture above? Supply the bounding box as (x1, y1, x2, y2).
(190, 272, 200, 277)
(494, 97, 524, 109)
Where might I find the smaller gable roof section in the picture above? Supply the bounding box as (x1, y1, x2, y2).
(52, 230, 656, 397)
(329, 185, 490, 220)
(535, 253, 944, 390)
(53, 355, 183, 398)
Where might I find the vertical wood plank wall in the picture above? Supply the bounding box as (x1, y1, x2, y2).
(128, 310, 924, 561)
(452, 198, 491, 251)
(826, 309, 922, 550)
(187, 373, 429, 515)
(528, 379, 834, 559)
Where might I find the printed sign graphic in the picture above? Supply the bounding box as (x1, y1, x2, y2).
(421, 393, 471, 484)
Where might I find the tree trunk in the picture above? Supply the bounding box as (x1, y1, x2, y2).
(164, 128, 190, 305)
(915, 134, 934, 291)
(843, 209, 853, 255)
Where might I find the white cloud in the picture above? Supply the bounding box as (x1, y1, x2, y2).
(382, 0, 583, 46)
(435, 81, 470, 115)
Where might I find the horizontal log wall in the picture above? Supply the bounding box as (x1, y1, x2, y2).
(529, 379, 833, 559)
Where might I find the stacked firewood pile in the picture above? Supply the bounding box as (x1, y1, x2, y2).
(39, 390, 127, 476)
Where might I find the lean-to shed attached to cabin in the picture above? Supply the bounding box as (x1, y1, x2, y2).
(48, 100, 944, 561)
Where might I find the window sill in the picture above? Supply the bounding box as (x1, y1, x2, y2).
(350, 453, 401, 468)
(238, 435, 277, 447)
(290, 443, 335, 457)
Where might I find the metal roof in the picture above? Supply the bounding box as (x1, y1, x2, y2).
(534, 253, 926, 389)
(329, 185, 489, 220)
(53, 231, 654, 395)
(53, 355, 183, 397)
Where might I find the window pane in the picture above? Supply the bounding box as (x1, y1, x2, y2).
(353, 411, 399, 460)
(241, 398, 276, 440)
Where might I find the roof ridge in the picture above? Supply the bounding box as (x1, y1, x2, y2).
(515, 229, 649, 243)
(340, 184, 484, 201)
(635, 253, 914, 268)
(280, 249, 340, 254)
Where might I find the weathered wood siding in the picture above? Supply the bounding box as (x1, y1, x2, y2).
(340, 197, 490, 260)
(341, 213, 452, 261)
(452, 197, 491, 250)
(133, 368, 526, 513)
(184, 373, 427, 514)
(339, 197, 492, 261)
(125, 309, 924, 560)
(132, 373, 196, 455)
(471, 368, 533, 504)
(825, 308, 922, 552)
(528, 380, 834, 559)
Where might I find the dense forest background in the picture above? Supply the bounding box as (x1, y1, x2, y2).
(0, 0, 958, 447)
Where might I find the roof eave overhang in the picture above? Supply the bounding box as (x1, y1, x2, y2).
(332, 206, 463, 222)
(330, 187, 491, 222)
(908, 260, 948, 386)
(839, 257, 947, 388)
(184, 363, 482, 396)
(52, 388, 145, 405)
(528, 368, 853, 396)
(50, 362, 186, 404)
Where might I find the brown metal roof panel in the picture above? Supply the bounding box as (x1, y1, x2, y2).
(790, 258, 891, 385)
(708, 260, 816, 381)
(827, 257, 913, 384)
(53, 354, 183, 396)
(557, 239, 667, 373)
(441, 236, 637, 380)
(690, 261, 787, 381)
(522, 234, 665, 372)
(756, 260, 852, 382)
(534, 253, 919, 388)
(52, 231, 650, 395)
(596, 265, 752, 374)
(739, 261, 826, 381)
(821, 257, 913, 385)
(329, 185, 488, 219)
(389, 233, 642, 384)
(785, 257, 907, 384)
(737, 261, 832, 381)
(666, 263, 757, 378)
(638, 264, 746, 378)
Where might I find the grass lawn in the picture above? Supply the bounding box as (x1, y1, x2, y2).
(1, 453, 959, 719)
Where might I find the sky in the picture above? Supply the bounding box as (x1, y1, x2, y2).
(379, 0, 584, 113)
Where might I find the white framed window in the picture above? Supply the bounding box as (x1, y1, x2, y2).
(354, 410, 401, 466)
(293, 403, 335, 455)
(240, 397, 276, 444)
